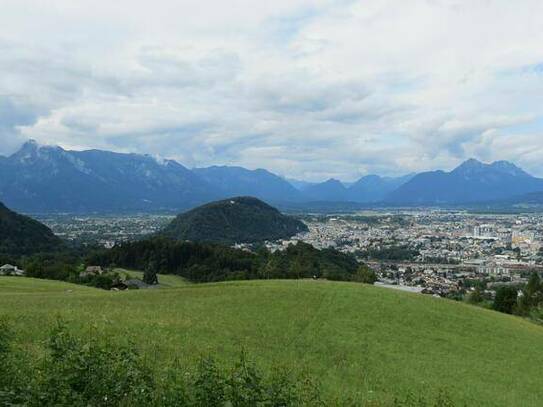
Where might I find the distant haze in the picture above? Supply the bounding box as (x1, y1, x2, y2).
(1, 1, 543, 181)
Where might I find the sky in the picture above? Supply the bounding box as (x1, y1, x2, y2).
(1, 0, 543, 182)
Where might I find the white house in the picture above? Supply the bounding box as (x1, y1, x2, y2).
(0, 264, 26, 276)
(79, 266, 104, 278)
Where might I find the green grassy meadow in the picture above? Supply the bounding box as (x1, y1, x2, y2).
(1, 277, 542, 405)
(114, 268, 191, 288)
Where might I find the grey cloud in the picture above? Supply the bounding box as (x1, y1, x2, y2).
(2, 1, 543, 180)
(0, 96, 42, 155)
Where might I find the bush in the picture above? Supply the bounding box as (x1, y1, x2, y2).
(32, 321, 155, 406)
(493, 286, 519, 314)
(0, 319, 329, 406)
(354, 266, 378, 284)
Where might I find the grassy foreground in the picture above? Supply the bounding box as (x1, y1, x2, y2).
(1, 277, 542, 405)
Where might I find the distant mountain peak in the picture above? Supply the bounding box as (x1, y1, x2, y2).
(304, 178, 348, 201)
(11, 139, 63, 163)
(464, 158, 482, 165)
(193, 165, 304, 203)
(323, 178, 344, 185)
(24, 138, 38, 147)
(452, 158, 531, 178)
(16, 139, 40, 155)
(490, 160, 528, 176)
(386, 157, 541, 205)
(453, 158, 485, 173)
(18, 139, 58, 152)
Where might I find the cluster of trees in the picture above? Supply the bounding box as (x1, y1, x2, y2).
(422, 256, 460, 265)
(3, 250, 124, 290)
(88, 238, 372, 284)
(493, 273, 543, 319)
(468, 272, 543, 320)
(21, 252, 81, 282)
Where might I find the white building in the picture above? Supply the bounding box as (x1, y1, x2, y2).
(0, 264, 26, 276)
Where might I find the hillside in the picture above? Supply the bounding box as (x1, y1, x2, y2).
(161, 196, 308, 244)
(1, 278, 542, 405)
(0, 202, 63, 255)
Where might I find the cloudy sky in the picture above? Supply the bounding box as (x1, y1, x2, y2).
(1, 0, 543, 181)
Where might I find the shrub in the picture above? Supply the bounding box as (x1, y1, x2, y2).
(354, 266, 378, 284)
(35, 320, 155, 406)
(0, 319, 330, 406)
(493, 286, 519, 314)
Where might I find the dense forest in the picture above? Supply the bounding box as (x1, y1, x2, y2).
(88, 238, 372, 283)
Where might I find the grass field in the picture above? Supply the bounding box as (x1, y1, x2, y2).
(114, 268, 191, 288)
(1, 277, 542, 405)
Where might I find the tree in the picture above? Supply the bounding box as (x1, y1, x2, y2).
(467, 287, 484, 304)
(143, 261, 159, 285)
(354, 266, 377, 284)
(518, 272, 543, 315)
(493, 286, 518, 314)
(526, 272, 542, 299)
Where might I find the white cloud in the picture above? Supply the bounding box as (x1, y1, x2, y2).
(1, 0, 543, 181)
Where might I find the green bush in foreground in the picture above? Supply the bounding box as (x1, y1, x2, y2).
(0, 319, 325, 406)
(0, 318, 456, 406)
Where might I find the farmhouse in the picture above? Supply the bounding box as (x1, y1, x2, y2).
(0, 264, 26, 276)
(79, 266, 104, 278)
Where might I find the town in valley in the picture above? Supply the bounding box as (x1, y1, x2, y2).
(37, 210, 543, 300)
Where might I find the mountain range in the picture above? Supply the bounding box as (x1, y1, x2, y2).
(0, 140, 217, 212)
(2, 140, 543, 213)
(385, 159, 543, 205)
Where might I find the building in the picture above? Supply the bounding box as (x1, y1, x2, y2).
(0, 264, 26, 276)
(79, 266, 104, 278)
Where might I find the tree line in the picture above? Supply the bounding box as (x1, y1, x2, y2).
(87, 238, 376, 284)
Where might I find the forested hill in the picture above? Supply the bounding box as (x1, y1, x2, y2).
(160, 196, 308, 244)
(0, 202, 63, 255)
(88, 239, 364, 283)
